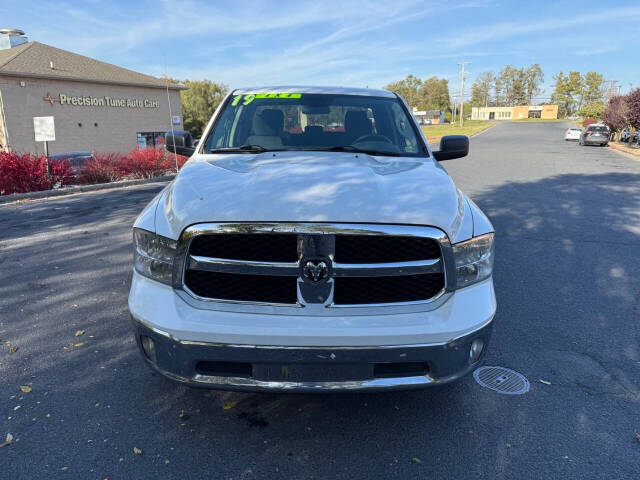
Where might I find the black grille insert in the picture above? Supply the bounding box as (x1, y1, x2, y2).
(189, 233, 298, 262)
(184, 270, 297, 304)
(333, 273, 444, 305)
(334, 235, 440, 263)
(374, 362, 429, 378)
(196, 361, 253, 378)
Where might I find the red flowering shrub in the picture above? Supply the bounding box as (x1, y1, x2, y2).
(0, 151, 72, 195)
(582, 117, 597, 127)
(0, 147, 187, 195)
(165, 152, 189, 170)
(122, 147, 172, 178)
(49, 158, 73, 186)
(75, 152, 127, 184)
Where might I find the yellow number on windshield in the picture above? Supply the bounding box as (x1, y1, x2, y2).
(231, 93, 301, 107)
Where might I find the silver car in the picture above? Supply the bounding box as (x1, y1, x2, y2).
(579, 124, 610, 146)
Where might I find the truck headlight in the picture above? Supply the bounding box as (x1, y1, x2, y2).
(453, 233, 494, 288)
(133, 228, 177, 285)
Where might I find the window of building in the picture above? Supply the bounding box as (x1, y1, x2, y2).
(137, 132, 166, 148)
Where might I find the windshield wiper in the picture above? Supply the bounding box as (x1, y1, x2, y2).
(304, 145, 403, 157)
(303, 146, 403, 157)
(324, 146, 360, 152)
(357, 149, 403, 157)
(209, 145, 270, 153)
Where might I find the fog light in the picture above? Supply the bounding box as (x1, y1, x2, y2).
(469, 339, 484, 363)
(140, 335, 157, 364)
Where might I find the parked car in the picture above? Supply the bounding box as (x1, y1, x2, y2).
(50, 151, 94, 173)
(129, 86, 495, 392)
(579, 124, 610, 146)
(620, 129, 639, 144)
(564, 127, 582, 141)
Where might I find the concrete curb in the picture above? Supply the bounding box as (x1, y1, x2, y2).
(608, 144, 640, 162)
(0, 174, 175, 205)
(468, 122, 497, 138)
(428, 123, 497, 149)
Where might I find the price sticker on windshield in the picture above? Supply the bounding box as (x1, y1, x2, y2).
(231, 93, 301, 106)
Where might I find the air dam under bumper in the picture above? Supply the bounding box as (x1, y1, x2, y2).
(132, 318, 493, 392)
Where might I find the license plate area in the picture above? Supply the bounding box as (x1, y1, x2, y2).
(256, 363, 369, 382)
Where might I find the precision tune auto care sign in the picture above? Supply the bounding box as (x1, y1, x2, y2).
(43, 92, 160, 108)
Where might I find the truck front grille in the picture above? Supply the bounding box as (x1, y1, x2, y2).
(333, 273, 445, 305)
(334, 235, 440, 263)
(184, 270, 298, 304)
(189, 233, 297, 262)
(181, 224, 449, 307)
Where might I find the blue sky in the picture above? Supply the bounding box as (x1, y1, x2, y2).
(3, 0, 640, 100)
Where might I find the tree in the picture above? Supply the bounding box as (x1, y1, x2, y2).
(180, 80, 228, 138)
(493, 74, 505, 106)
(581, 72, 604, 106)
(419, 77, 450, 111)
(471, 72, 495, 107)
(625, 89, 640, 146)
(578, 101, 605, 119)
(460, 101, 473, 121)
(602, 96, 628, 140)
(496, 65, 529, 106)
(385, 74, 450, 114)
(384, 75, 423, 109)
(625, 89, 640, 130)
(509, 68, 527, 106)
(470, 82, 485, 108)
(524, 64, 544, 105)
(551, 71, 584, 117)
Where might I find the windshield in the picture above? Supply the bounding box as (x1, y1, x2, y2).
(587, 125, 609, 132)
(204, 93, 425, 157)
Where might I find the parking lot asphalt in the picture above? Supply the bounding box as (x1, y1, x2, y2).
(1, 121, 639, 479)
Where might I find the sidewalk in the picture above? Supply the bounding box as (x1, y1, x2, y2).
(609, 142, 640, 160)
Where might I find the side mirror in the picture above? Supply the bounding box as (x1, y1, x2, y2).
(433, 135, 469, 161)
(165, 130, 195, 156)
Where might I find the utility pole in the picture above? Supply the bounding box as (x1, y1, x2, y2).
(458, 62, 470, 127)
(452, 95, 457, 125)
(603, 79, 619, 102)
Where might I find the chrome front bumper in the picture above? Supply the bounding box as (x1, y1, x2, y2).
(132, 316, 492, 392)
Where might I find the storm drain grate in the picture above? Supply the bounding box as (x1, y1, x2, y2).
(473, 366, 530, 395)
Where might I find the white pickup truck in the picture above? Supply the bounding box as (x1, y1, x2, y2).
(128, 86, 495, 392)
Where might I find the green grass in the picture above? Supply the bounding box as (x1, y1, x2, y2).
(421, 120, 493, 143)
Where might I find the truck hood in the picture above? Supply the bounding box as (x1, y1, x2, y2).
(156, 151, 467, 240)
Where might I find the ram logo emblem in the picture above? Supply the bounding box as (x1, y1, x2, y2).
(302, 260, 330, 283)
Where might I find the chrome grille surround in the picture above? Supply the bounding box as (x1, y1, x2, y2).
(173, 223, 456, 316)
